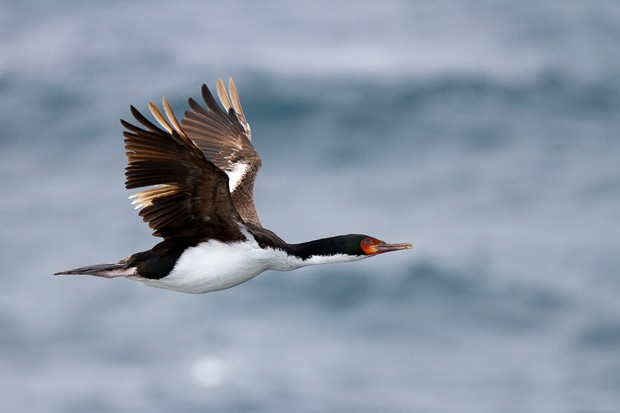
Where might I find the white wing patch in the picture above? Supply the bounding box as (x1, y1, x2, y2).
(227, 162, 248, 192)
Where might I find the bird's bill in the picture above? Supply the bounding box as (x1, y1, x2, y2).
(366, 241, 413, 255)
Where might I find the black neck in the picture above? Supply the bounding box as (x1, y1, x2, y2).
(287, 236, 354, 260)
(246, 224, 365, 260)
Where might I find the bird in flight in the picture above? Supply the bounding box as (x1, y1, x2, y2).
(56, 79, 412, 293)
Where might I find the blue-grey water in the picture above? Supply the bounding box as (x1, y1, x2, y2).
(1, 1, 620, 412)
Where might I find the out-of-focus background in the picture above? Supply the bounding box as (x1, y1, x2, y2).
(1, 1, 619, 412)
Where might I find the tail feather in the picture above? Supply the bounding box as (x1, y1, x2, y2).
(54, 263, 134, 278)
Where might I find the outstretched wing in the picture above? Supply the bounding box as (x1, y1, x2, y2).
(121, 99, 246, 243)
(181, 78, 263, 226)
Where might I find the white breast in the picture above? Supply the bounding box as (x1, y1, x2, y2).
(134, 242, 259, 293)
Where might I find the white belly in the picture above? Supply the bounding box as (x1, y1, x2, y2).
(134, 239, 303, 294)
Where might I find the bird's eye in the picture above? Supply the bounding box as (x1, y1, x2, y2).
(363, 238, 372, 246)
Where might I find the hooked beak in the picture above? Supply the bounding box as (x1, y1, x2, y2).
(367, 241, 414, 255)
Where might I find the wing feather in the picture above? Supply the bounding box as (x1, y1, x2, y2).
(181, 79, 263, 226)
(121, 101, 246, 243)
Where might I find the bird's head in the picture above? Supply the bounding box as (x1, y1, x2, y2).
(356, 235, 413, 256)
(324, 234, 412, 257)
(292, 234, 412, 262)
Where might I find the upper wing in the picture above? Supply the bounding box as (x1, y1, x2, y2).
(121, 100, 246, 243)
(181, 78, 263, 226)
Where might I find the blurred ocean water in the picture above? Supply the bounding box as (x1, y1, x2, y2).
(1, 1, 619, 412)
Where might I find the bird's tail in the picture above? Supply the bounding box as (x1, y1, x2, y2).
(54, 263, 135, 278)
